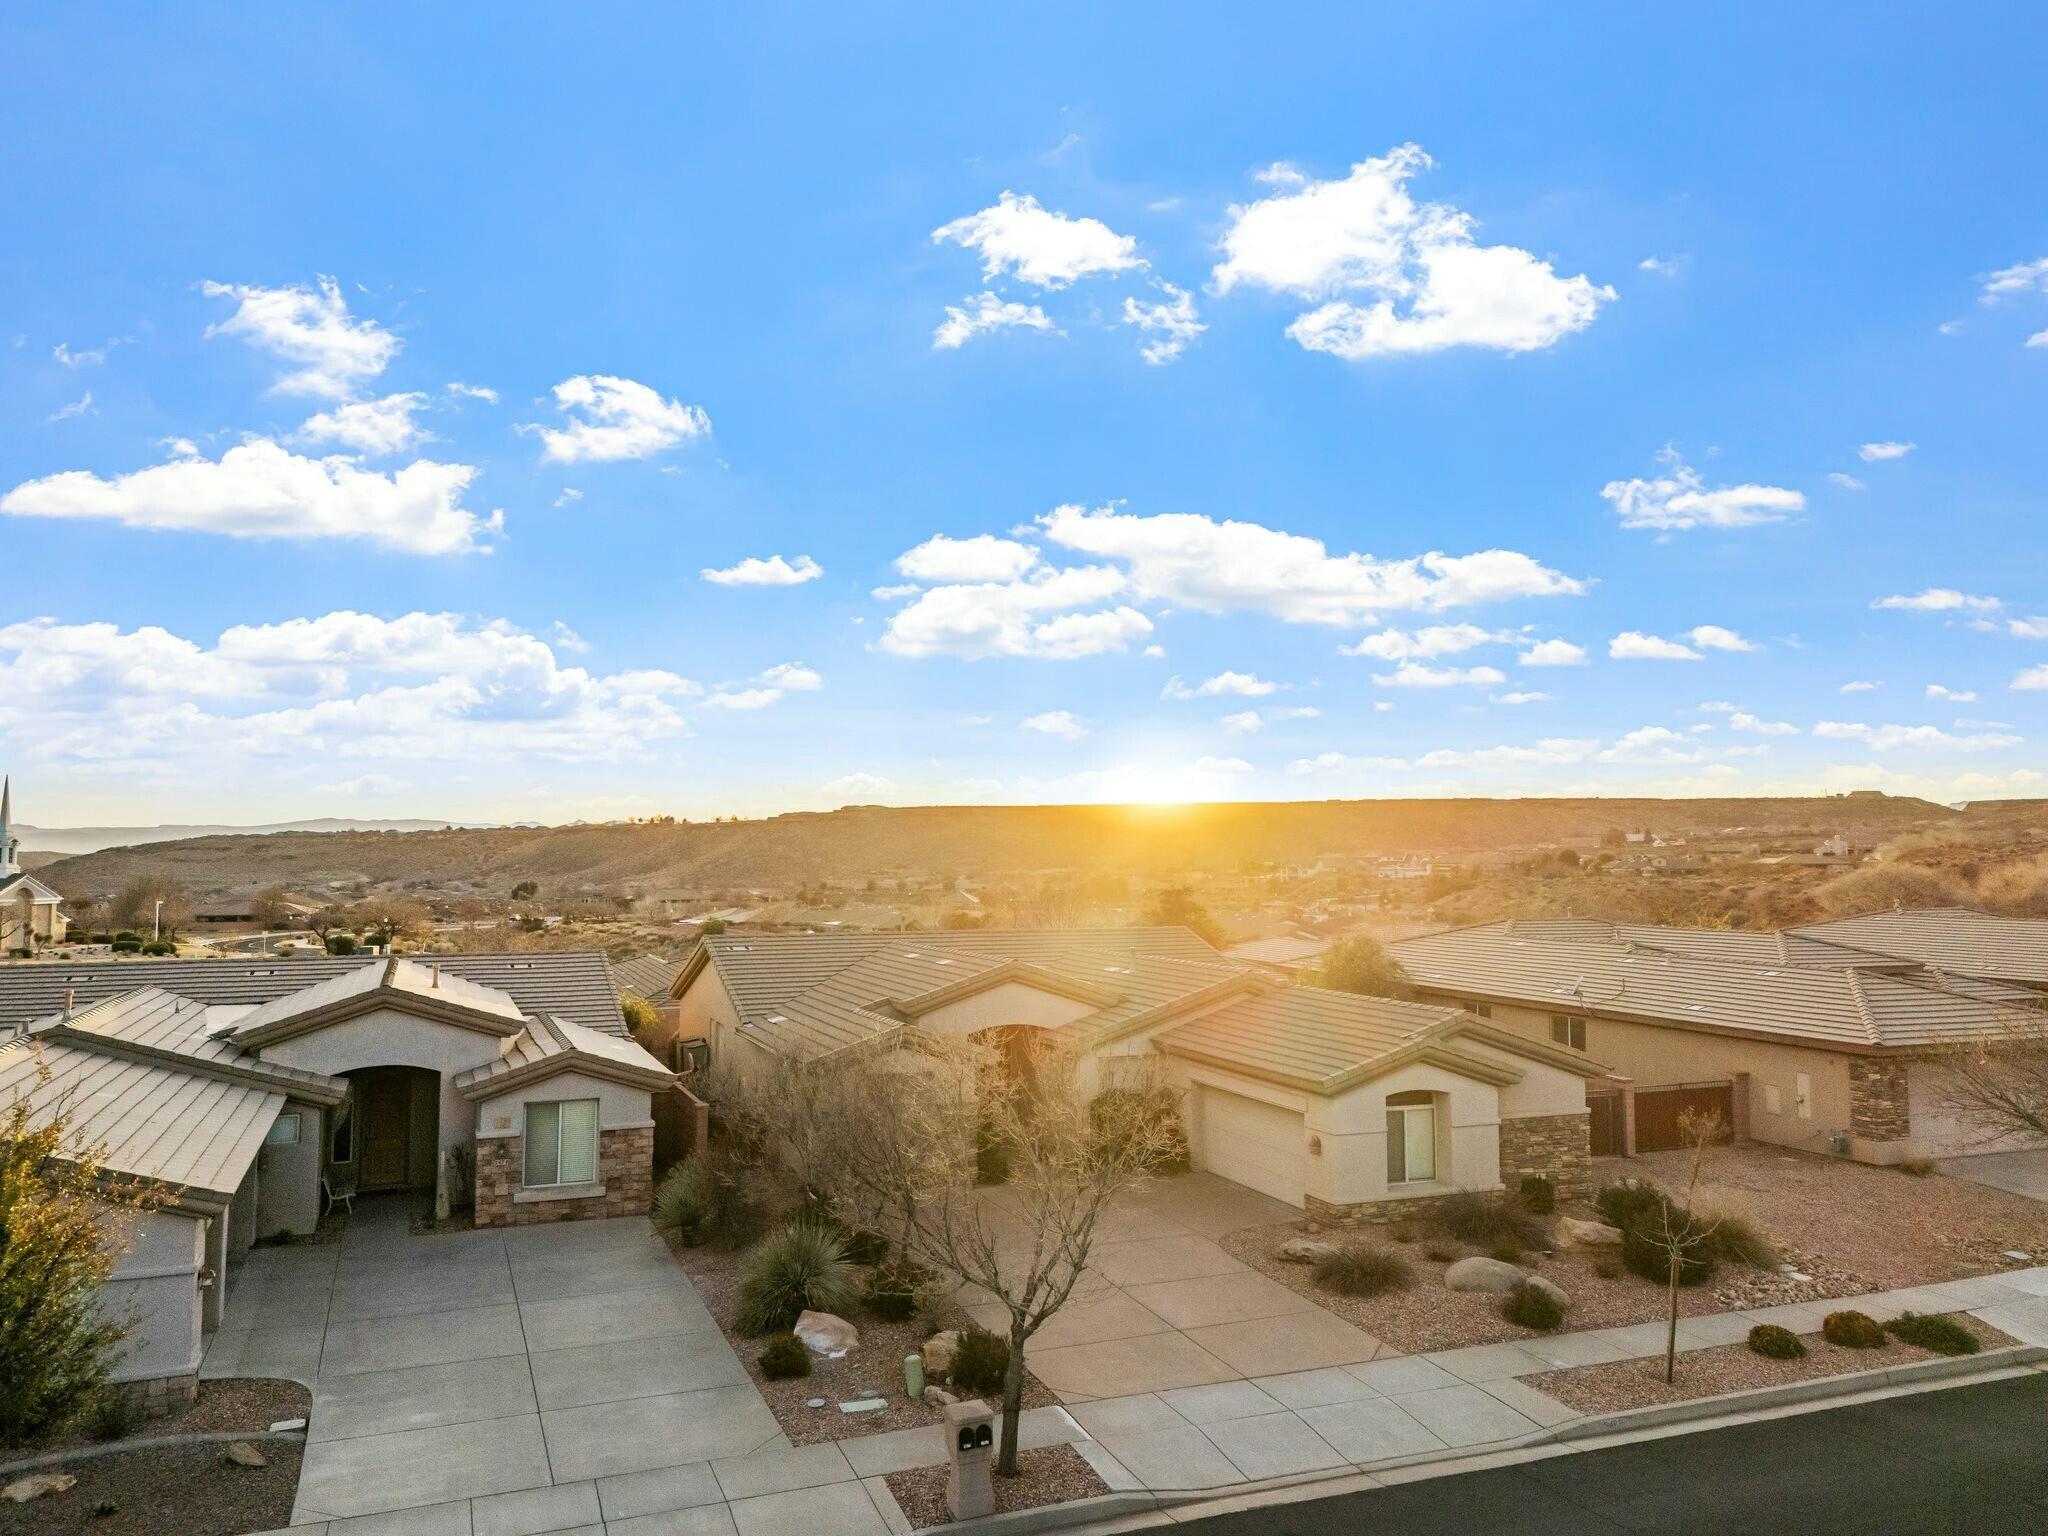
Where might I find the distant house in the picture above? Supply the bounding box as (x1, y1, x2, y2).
(0, 951, 675, 1406)
(659, 926, 1603, 1223)
(1223, 933, 1333, 976)
(0, 777, 68, 952)
(1391, 910, 2048, 1164)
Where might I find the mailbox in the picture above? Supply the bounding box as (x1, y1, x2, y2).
(944, 1398, 997, 1520)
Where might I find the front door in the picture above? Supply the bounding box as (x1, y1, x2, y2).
(358, 1068, 414, 1191)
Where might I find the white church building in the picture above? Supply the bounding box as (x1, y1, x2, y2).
(0, 778, 69, 954)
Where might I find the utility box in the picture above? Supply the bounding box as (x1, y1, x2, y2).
(944, 1398, 996, 1521)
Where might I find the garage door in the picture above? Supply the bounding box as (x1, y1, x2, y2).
(1634, 1083, 1735, 1153)
(1197, 1088, 1306, 1206)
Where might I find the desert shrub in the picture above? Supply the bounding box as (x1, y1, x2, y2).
(1821, 1310, 1887, 1349)
(1519, 1175, 1556, 1215)
(1432, 1190, 1548, 1250)
(1747, 1324, 1806, 1360)
(140, 940, 175, 956)
(326, 934, 358, 956)
(842, 1228, 891, 1267)
(651, 1146, 767, 1251)
(109, 938, 141, 954)
(1502, 1281, 1563, 1332)
(757, 1334, 812, 1380)
(112, 931, 140, 944)
(1885, 1312, 1979, 1356)
(1089, 1086, 1191, 1174)
(1601, 1178, 1717, 1286)
(620, 995, 661, 1037)
(865, 1259, 930, 1322)
(1487, 1238, 1526, 1265)
(951, 1327, 1011, 1394)
(1422, 1241, 1460, 1263)
(1595, 1178, 1668, 1233)
(1312, 1244, 1413, 1298)
(1702, 1210, 1777, 1269)
(86, 1388, 136, 1443)
(735, 1220, 857, 1336)
(1620, 1224, 1715, 1286)
(1895, 1157, 1935, 1178)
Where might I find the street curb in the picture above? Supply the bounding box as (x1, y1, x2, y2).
(927, 1490, 1162, 1535)
(0, 1428, 308, 1478)
(1535, 1342, 2048, 1442)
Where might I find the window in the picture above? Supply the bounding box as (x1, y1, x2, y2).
(1549, 1014, 1587, 1051)
(1458, 999, 1494, 1019)
(525, 1098, 600, 1187)
(1386, 1091, 1438, 1184)
(329, 1104, 354, 1164)
(265, 1112, 302, 1146)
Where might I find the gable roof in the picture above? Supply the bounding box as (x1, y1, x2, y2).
(30, 987, 346, 1104)
(1790, 908, 2048, 988)
(611, 953, 683, 1005)
(455, 1012, 674, 1100)
(230, 957, 529, 1046)
(0, 951, 626, 1038)
(0, 870, 65, 905)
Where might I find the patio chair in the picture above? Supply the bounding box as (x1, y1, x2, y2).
(322, 1170, 357, 1216)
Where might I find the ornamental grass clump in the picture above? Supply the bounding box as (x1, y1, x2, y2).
(1502, 1280, 1564, 1332)
(735, 1219, 857, 1336)
(1432, 1190, 1548, 1250)
(1312, 1243, 1413, 1298)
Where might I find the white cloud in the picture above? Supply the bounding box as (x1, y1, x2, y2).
(295, 391, 430, 454)
(932, 192, 1143, 288)
(1022, 710, 1088, 741)
(53, 341, 111, 367)
(1122, 282, 1205, 364)
(1858, 441, 1916, 462)
(1371, 661, 1506, 688)
(1814, 721, 2021, 751)
(2008, 616, 2048, 640)
(702, 688, 782, 710)
(0, 438, 499, 555)
(1841, 680, 1882, 692)
(1873, 588, 2001, 613)
(47, 391, 94, 421)
(1038, 503, 1586, 625)
(895, 534, 1039, 583)
(1518, 638, 1587, 667)
(1688, 624, 1758, 652)
(700, 554, 823, 587)
(878, 564, 1151, 661)
(1638, 255, 1686, 277)
(1418, 738, 1599, 770)
(1162, 671, 1280, 699)
(1602, 448, 1804, 532)
(2012, 666, 2048, 692)
(758, 662, 822, 692)
(1609, 631, 1701, 660)
(824, 771, 895, 799)
(553, 488, 584, 508)
(932, 293, 1059, 350)
(201, 277, 398, 398)
(446, 382, 499, 404)
(1212, 144, 1612, 359)
(526, 375, 710, 463)
(1493, 690, 1551, 705)
(1341, 623, 1498, 659)
(1193, 756, 1253, 775)
(1596, 725, 1702, 764)
(1219, 710, 1264, 735)
(1728, 711, 1799, 735)
(1926, 683, 1977, 702)
(1828, 472, 1866, 490)
(1981, 258, 2048, 300)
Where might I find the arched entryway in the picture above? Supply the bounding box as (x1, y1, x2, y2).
(337, 1065, 440, 1193)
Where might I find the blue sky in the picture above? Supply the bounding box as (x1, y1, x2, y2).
(4, 4, 2045, 825)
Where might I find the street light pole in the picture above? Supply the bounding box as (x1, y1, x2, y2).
(154, 899, 163, 942)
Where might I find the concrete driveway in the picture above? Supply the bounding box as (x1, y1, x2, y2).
(963, 1173, 1390, 1401)
(1938, 1150, 2048, 1202)
(203, 1198, 867, 1530)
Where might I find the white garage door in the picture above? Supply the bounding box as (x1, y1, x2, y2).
(1198, 1087, 1306, 1207)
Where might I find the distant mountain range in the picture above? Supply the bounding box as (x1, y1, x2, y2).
(17, 817, 483, 857)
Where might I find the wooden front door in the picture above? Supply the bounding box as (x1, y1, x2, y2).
(1588, 1092, 1626, 1157)
(357, 1068, 415, 1191)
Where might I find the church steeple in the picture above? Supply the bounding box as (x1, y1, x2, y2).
(0, 776, 17, 876)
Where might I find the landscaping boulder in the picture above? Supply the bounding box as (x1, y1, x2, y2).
(795, 1311, 860, 1359)
(223, 1442, 268, 1469)
(922, 1384, 959, 1407)
(1444, 1256, 1528, 1294)
(922, 1329, 961, 1382)
(1558, 1217, 1623, 1248)
(1279, 1237, 1342, 1265)
(3, 1474, 76, 1504)
(1523, 1273, 1569, 1308)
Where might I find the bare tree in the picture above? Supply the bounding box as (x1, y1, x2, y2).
(1634, 1109, 1725, 1384)
(110, 875, 191, 938)
(249, 885, 296, 931)
(837, 1037, 1181, 1476)
(1935, 1007, 2048, 1148)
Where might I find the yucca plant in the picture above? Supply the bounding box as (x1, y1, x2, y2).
(736, 1219, 858, 1335)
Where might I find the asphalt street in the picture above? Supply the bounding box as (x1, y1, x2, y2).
(1177, 1373, 2048, 1535)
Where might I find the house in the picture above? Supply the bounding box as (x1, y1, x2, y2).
(1222, 932, 1333, 976)
(0, 777, 68, 952)
(1390, 911, 2048, 1165)
(0, 950, 675, 1408)
(657, 926, 1604, 1225)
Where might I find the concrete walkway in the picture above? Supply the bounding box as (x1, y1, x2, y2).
(1936, 1148, 2048, 1202)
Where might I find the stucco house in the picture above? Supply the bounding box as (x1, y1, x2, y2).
(0, 951, 674, 1408)
(658, 927, 1603, 1225)
(1391, 910, 2048, 1164)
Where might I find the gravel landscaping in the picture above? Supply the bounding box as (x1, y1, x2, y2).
(884, 1444, 1109, 1530)
(663, 1231, 1055, 1447)
(0, 1440, 303, 1536)
(1526, 1312, 2016, 1414)
(14, 1378, 310, 1459)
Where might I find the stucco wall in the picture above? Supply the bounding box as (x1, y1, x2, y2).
(672, 964, 761, 1078)
(98, 1206, 207, 1386)
(914, 982, 1098, 1042)
(474, 1069, 657, 1139)
(254, 1098, 323, 1239)
(1450, 997, 1857, 1154)
(1907, 1062, 2048, 1157)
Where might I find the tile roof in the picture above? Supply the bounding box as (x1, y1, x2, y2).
(1157, 988, 1467, 1091)
(455, 1012, 671, 1097)
(0, 951, 625, 1037)
(1790, 908, 2048, 988)
(610, 954, 683, 1004)
(33, 986, 345, 1101)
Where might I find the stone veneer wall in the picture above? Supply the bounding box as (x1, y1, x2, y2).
(1847, 1058, 1911, 1142)
(113, 1370, 199, 1419)
(474, 1126, 654, 1227)
(1498, 1111, 1593, 1201)
(1305, 1190, 1463, 1230)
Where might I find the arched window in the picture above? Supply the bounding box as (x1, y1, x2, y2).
(1386, 1090, 1438, 1184)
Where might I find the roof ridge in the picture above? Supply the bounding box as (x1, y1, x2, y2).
(1842, 968, 1883, 1045)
